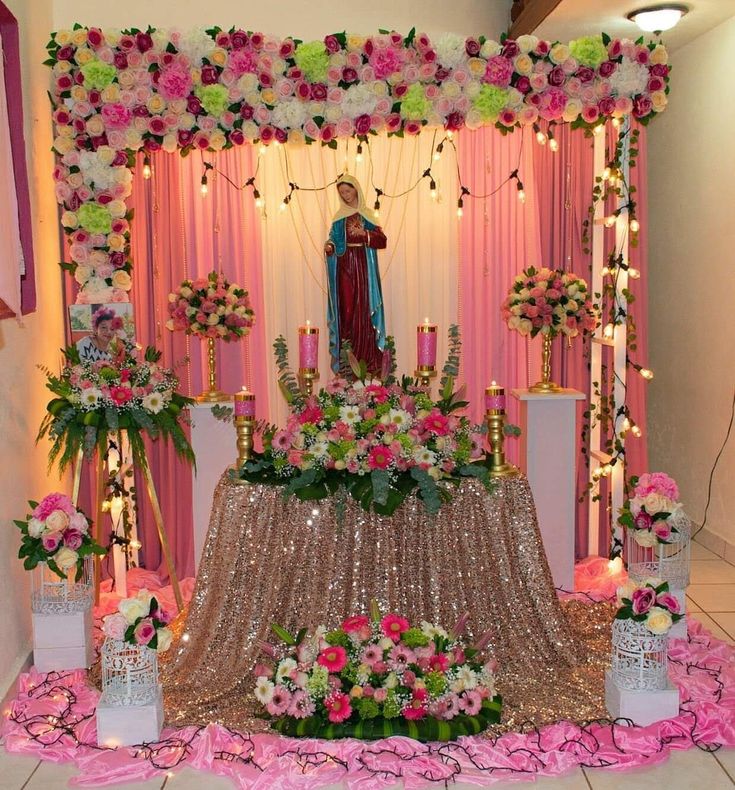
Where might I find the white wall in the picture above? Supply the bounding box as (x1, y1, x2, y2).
(647, 15, 735, 546)
(0, 0, 65, 695)
(52, 0, 511, 39)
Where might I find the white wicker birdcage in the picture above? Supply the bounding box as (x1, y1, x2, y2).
(30, 557, 94, 615)
(626, 510, 691, 590)
(610, 618, 669, 691)
(101, 638, 159, 706)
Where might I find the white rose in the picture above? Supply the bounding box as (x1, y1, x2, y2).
(119, 597, 148, 624)
(384, 672, 399, 689)
(480, 40, 502, 59)
(643, 493, 673, 515)
(516, 35, 539, 53)
(112, 270, 132, 291)
(633, 529, 658, 548)
(563, 98, 583, 122)
(27, 518, 45, 538)
(549, 44, 570, 64)
(156, 627, 173, 652)
(651, 91, 668, 112)
(55, 546, 79, 571)
(645, 607, 673, 635)
(615, 580, 637, 605)
(650, 44, 668, 65)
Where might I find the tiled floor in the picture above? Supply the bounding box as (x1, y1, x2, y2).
(2, 542, 734, 789)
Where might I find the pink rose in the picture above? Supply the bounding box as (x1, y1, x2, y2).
(656, 592, 680, 614)
(102, 613, 128, 640)
(631, 587, 656, 615)
(42, 532, 62, 552)
(133, 618, 156, 646)
(63, 528, 83, 550)
(484, 56, 513, 87)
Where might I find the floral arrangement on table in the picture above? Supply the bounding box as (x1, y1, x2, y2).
(166, 271, 255, 340)
(501, 266, 598, 338)
(617, 473, 682, 547)
(102, 588, 174, 652)
(239, 335, 490, 515)
(37, 344, 195, 473)
(614, 578, 683, 635)
(45, 26, 670, 296)
(14, 493, 106, 580)
(254, 606, 502, 741)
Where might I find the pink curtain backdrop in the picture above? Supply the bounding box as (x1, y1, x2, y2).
(456, 126, 543, 464)
(125, 146, 268, 578)
(459, 123, 648, 558)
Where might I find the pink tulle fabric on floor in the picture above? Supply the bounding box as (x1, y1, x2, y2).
(3, 564, 735, 788)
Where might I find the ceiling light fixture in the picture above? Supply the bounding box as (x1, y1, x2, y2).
(626, 4, 688, 32)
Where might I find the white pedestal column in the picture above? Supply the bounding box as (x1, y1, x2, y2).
(512, 389, 586, 592)
(190, 402, 235, 573)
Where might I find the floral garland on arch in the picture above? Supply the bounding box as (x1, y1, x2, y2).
(46, 26, 670, 298)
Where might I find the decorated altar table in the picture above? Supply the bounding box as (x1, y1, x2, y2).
(163, 473, 611, 732)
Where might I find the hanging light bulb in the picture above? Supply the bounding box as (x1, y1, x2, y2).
(457, 197, 464, 218)
(548, 136, 559, 152)
(603, 323, 615, 339)
(630, 218, 640, 233)
(356, 142, 363, 164)
(536, 129, 547, 145)
(601, 266, 610, 277)
(628, 267, 640, 279)
(200, 176, 208, 197)
(631, 425, 642, 438)
(258, 144, 267, 156)
(602, 166, 611, 180)
(622, 417, 631, 433)
(604, 214, 617, 228)
(639, 367, 654, 380)
(447, 130, 454, 140)
(434, 141, 444, 161)
(611, 117, 621, 129)
(592, 467, 603, 481)
(516, 179, 525, 203)
(593, 124, 605, 136)
(142, 155, 152, 180)
(253, 188, 263, 209)
(429, 178, 437, 200)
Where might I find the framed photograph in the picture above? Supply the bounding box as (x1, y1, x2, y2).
(69, 303, 135, 362)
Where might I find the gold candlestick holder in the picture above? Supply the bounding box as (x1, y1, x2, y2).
(414, 365, 437, 389)
(529, 333, 562, 393)
(197, 336, 230, 402)
(299, 367, 320, 397)
(235, 416, 255, 469)
(485, 410, 519, 479)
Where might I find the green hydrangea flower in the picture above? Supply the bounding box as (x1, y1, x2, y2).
(424, 671, 448, 696)
(375, 402, 391, 417)
(382, 691, 401, 719)
(414, 393, 433, 411)
(472, 85, 509, 121)
(341, 662, 359, 684)
(325, 629, 350, 647)
(569, 36, 608, 68)
(301, 423, 319, 437)
(357, 698, 380, 720)
(294, 41, 329, 83)
(400, 84, 430, 120)
(77, 203, 112, 234)
(273, 456, 289, 471)
(323, 406, 341, 422)
(195, 84, 229, 117)
(306, 665, 329, 696)
(401, 627, 430, 648)
(397, 434, 414, 451)
(81, 59, 117, 90)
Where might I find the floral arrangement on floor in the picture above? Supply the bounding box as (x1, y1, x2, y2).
(166, 271, 255, 340)
(38, 344, 195, 474)
(45, 26, 669, 297)
(14, 493, 106, 580)
(615, 578, 683, 635)
(102, 588, 174, 652)
(254, 606, 502, 741)
(501, 266, 598, 338)
(618, 472, 682, 547)
(239, 331, 490, 515)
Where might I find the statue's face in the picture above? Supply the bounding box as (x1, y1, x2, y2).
(338, 182, 358, 207)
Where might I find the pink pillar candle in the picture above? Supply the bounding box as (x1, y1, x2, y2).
(234, 387, 256, 418)
(299, 323, 319, 371)
(417, 320, 437, 369)
(485, 382, 506, 413)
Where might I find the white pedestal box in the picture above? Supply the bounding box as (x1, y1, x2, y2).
(190, 402, 235, 572)
(32, 607, 94, 672)
(512, 388, 586, 591)
(96, 686, 164, 746)
(605, 669, 680, 726)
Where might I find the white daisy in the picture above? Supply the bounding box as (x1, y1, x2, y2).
(339, 405, 361, 425)
(142, 392, 165, 414)
(81, 388, 102, 407)
(254, 677, 275, 705)
(276, 658, 297, 683)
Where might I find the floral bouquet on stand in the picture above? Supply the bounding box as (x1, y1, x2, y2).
(167, 271, 255, 402)
(37, 344, 194, 474)
(254, 606, 502, 741)
(614, 578, 683, 635)
(102, 588, 174, 652)
(618, 473, 682, 547)
(15, 493, 106, 580)
(501, 266, 598, 392)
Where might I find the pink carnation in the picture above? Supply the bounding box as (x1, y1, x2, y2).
(33, 493, 75, 521)
(484, 55, 513, 87)
(101, 103, 133, 130)
(158, 66, 193, 101)
(635, 473, 679, 502)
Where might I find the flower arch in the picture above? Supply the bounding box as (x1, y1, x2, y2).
(46, 26, 670, 299)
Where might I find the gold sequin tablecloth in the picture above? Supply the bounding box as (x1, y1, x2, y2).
(163, 474, 611, 732)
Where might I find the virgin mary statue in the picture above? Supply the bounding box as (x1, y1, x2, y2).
(324, 175, 386, 374)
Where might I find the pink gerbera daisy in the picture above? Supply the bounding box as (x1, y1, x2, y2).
(460, 690, 483, 716)
(361, 645, 383, 667)
(388, 644, 416, 671)
(287, 690, 315, 719)
(266, 684, 292, 716)
(429, 653, 450, 672)
(402, 688, 428, 720)
(324, 691, 352, 723)
(317, 645, 348, 673)
(271, 430, 292, 452)
(381, 613, 409, 642)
